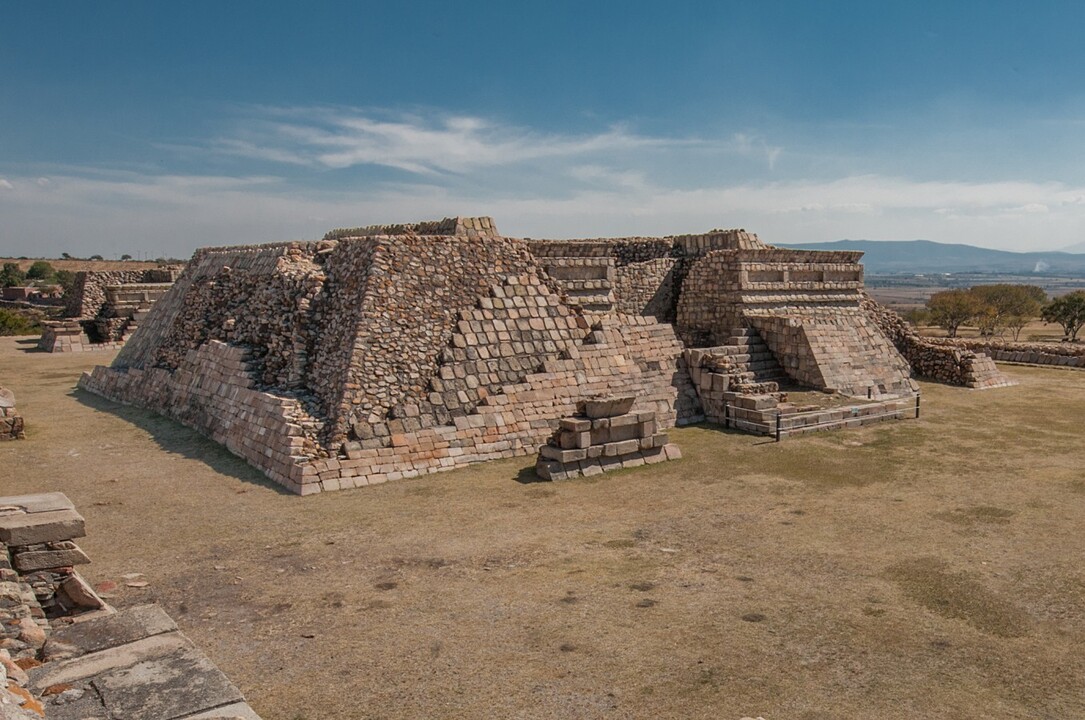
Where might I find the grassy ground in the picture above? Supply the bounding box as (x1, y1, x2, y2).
(2, 335, 1084, 719)
(0, 257, 166, 272)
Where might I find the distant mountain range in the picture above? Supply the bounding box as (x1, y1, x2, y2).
(774, 239, 1085, 275)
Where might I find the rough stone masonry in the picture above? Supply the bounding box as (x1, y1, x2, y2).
(79, 217, 1014, 494)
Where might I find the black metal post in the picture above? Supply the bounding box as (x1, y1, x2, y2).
(915, 393, 921, 419)
(775, 411, 782, 442)
(723, 401, 729, 429)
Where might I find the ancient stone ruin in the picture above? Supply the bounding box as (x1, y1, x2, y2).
(1, 387, 25, 441)
(0, 493, 260, 719)
(79, 217, 1013, 494)
(38, 267, 182, 353)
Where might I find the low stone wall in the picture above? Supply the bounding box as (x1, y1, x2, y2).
(925, 338, 1085, 368)
(861, 295, 1016, 389)
(38, 321, 124, 353)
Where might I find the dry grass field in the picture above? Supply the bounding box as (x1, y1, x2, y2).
(0, 257, 165, 273)
(2, 335, 1084, 719)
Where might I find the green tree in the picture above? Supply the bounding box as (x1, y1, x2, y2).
(970, 284, 1047, 341)
(88, 254, 104, 261)
(0, 308, 37, 335)
(927, 289, 984, 338)
(120, 253, 133, 261)
(1041, 291, 1085, 342)
(53, 269, 78, 297)
(0, 262, 26, 288)
(903, 307, 930, 327)
(25, 260, 56, 281)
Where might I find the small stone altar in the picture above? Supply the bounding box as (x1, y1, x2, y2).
(0, 387, 25, 441)
(535, 395, 681, 480)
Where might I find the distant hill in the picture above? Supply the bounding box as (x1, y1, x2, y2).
(1061, 240, 1085, 253)
(773, 239, 1085, 275)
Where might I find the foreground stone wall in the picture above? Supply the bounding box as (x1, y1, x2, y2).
(0, 492, 260, 719)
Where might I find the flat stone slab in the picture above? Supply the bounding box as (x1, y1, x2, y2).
(28, 632, 192, 691)
(44, 604, 177, 659)
(14, 543, 91, 571)
(0, 508, 86, 545)
(94, 646, 244, 720)
(0, 492, 76, 515)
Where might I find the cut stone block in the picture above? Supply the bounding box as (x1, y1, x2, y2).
(93, 647, 244, 720)
(39, 602, 180, 659)
(0, 509, 86, 546)
(582, 395, 635, 418)
(13, 542, 91, 571)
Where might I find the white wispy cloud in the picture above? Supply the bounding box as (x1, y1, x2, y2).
(0, 179, 13, 190)
(212, 108, 692, 175)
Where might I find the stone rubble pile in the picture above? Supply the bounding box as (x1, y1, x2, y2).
(0, 387, 25, 441)
(535, 395, 681, 480)
(0, 493, 260, 719)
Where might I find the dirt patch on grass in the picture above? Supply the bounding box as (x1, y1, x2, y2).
(886, 557, 1030, 638)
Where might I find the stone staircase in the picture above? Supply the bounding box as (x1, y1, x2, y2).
(700, 327, 789, 392)
(536, 257, 615, 314)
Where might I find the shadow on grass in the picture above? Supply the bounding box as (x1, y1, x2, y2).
(514, 465, 548, 485)
(684, 421, 779, 445)
(14, 337, 45, 353)
(70, 387, 293, 495)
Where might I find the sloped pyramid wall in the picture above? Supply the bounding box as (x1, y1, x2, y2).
(746, 309, 917, 397)
(80, 219, 694, 494)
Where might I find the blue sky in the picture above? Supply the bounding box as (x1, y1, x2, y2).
(3, 1, 1085, 258)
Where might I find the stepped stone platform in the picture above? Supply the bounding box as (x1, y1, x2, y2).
(40, 268, 182, 353)
(78, 216, 1016, 492)
(535, 396, 680, 480)
(0, 493, 259, 720)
